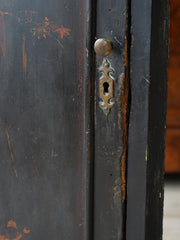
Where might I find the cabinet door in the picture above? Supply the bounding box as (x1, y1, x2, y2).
(0, 1, 92, 239)
(0, 0, 170, 240)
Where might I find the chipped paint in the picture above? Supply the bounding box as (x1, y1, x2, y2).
(4, 128, 17, 177)
(0, 220, 30, 240)
(145, 147, 148, 161)
(0, 10, 6, 60)
(159, 192, 162, 199)
(119, 70, 128, 204)
(118, 73, 125, 129)
(119, 4, 131, 239)
(113, 178, 121, 205)
(86, 48, 89, 57)
(22, 33, 27, 80)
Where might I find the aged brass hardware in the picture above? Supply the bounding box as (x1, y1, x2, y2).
(94, 38, 112, 57)
(99, 59, 115, 116)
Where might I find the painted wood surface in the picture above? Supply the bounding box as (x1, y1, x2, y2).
(94, 0, 129, 239)
(126, 0, 169, 239)
(0, 0, 169, 239)
(0, 1, 93, 239)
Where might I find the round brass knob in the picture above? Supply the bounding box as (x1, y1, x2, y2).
(94, 38, 112, 57)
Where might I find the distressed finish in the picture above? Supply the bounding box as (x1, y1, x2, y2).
(0, 0, 93, 239)
(126, 0, 170, 240)
(94, 0, 129, 239)
(0, 0, 170, 239)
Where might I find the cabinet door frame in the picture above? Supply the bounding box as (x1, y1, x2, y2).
(126, 0, 170, 240)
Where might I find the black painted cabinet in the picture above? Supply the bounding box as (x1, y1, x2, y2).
(0, 1, 169, 240)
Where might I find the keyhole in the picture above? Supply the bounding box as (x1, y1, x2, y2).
(103, 82, 109, 95)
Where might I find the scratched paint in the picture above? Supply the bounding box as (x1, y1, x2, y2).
(0, 10, 6, 60)
(4, 128, 17, 177)
(22, 33, 27, 80)
(113, 178, 121, 205)
(0, 10, 21, 61)
(0, 220, 30, 240)
(119, 6, 131, 239)
(119, 72, 127, 202)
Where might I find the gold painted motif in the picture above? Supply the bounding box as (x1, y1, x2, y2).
(0, 10, 71, 42)
(30, 17, 71, 40)
(0, 220, 30, 240)
(0, 9, 71, 79)
(99, 58, 115, 116)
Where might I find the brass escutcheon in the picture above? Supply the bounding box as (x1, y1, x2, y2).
(99, 58, 115, 116)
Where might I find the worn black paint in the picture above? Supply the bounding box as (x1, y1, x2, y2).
(0, 0, 170, 239)
(94, 1, 128, 239)
(126, 0, 169, 240)
(0, 0, 93, 239)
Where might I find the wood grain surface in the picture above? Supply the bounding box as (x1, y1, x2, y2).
(166, 0, 180, 172)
